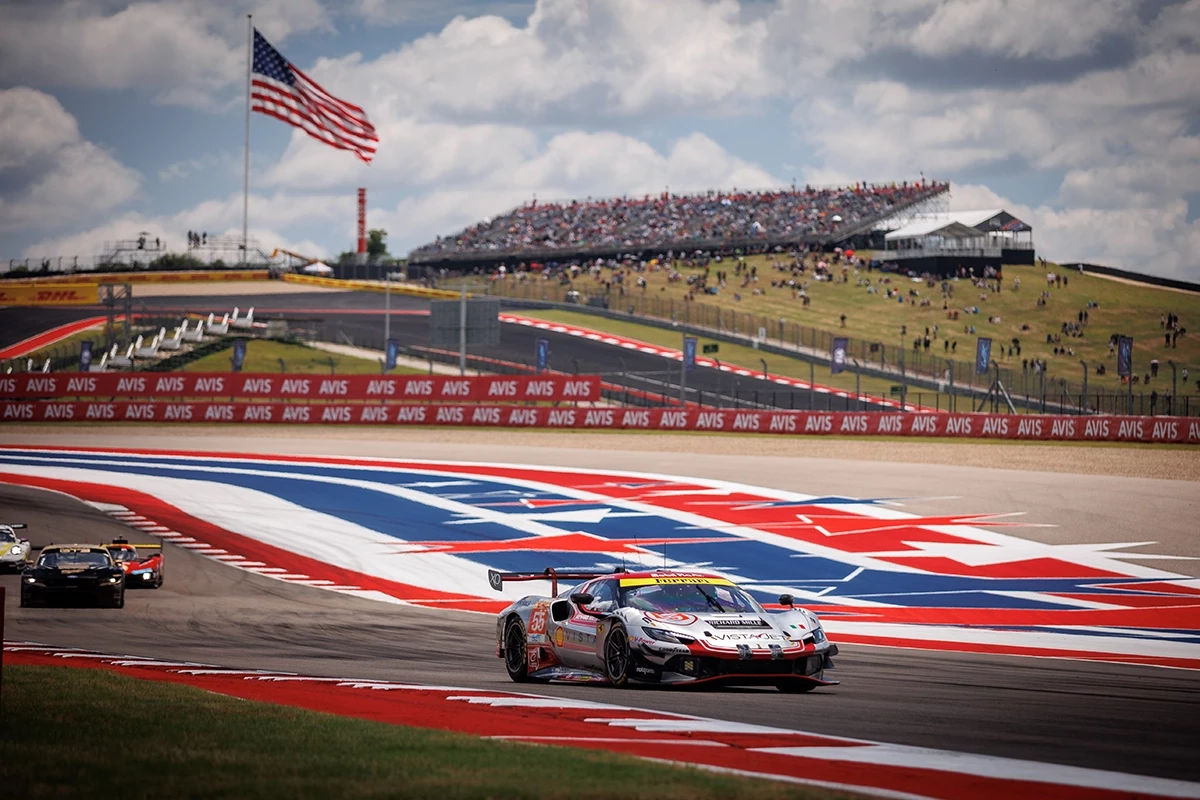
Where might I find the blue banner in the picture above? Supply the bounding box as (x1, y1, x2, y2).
(1117, 336, 1133, 377)
(231, 340, 246, 373)
(683, 336, 697, 372)
(535, 338, 550, 373)
(831, 337, 848, 374)
(386, 338, 399, 372)
(975, 337, 992, 375)
(79, 341, 92, 373)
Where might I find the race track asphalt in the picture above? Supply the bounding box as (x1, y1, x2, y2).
(2, 437, 1198, 785)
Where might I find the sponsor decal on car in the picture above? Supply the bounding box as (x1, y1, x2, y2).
(706, 617, 772, 628)
(643, 612, 699, 626)
(620, 576, 734, 587)
(555, 626, 565, 647)
(528, 602, 549, 635)
(707, 632, 790, 641)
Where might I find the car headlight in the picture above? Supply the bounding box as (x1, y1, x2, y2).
(107, 575, 121, 584)
(23, 576, 37, 584)
(812, 627, 827, 644)
(643, 627, 696, 645)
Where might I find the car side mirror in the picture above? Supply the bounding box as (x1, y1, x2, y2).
(778, 594, 795, 608)
(570, 592, 594, 607)
(551, 601, 571, 622)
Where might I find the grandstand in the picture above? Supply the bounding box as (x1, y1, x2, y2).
(409, 180, 950, 268)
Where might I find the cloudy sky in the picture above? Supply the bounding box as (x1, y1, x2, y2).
(2, 0, 1198, 278)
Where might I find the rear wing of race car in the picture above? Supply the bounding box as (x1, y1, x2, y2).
(105, 537, 162, 550)
(488, 567, 625, 596)
(1, 523, 27, 530)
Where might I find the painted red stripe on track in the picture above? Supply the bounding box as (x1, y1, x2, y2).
(832, 634, 1200, 671)
(0, 316, 108, 359)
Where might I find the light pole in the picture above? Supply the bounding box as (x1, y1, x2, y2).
(714, 358, 723, 408)
(1168, 360, 1177, 415)
(899, 327, 907, 411)
(1080, 360, 1088, 416)
(852, 359, 861, 409)
(759, 358, 768, 382)
(945, 358, 954, 413)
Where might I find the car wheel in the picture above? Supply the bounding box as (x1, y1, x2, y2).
(112, 590, 125, 609)
(20, 591, 33, 608)
(603, 622, 632, 687)
(776, 679, 819, 693)
(504, 617, 541, 683)
(153, 572, 163, 589)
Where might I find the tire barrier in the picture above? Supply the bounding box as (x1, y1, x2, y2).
(1, 401, 1196, 442)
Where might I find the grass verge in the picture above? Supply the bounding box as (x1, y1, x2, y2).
(184, 339, 425, 375)
(0, 665, 850, 800)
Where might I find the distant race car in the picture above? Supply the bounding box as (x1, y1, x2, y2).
(492, 568, 838, 691)
(104, 538, 164, 588)
(20, 544, 126, 608)
(0, 523, 31, 573)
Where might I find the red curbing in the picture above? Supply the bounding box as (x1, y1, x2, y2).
(5, 642, 1197, 800)
(0, 316, 109, 360)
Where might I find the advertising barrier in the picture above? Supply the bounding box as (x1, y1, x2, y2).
(0, 284, 99, 306)
(2, 403, 1197, 442)
(282, 273, 460, 299)
(0, 372, 601, 403)
(2, 270, 267, 285)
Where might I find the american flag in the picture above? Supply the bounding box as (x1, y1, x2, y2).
(251, 29, 378, 163)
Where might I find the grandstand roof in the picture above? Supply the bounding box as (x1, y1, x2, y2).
(884, 219, 982, 241)
(879, 209, 1031, 235)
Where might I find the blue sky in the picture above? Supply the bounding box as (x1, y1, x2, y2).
(2, 0, 1198, 279)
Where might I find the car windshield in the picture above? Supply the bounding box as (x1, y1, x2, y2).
(619, 581, 762, 614)
(0, 528, 17, 543)
(109, 548, 137, 562)
(38, 550, 111, 569)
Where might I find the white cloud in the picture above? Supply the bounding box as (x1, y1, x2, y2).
(0, 0, 330, 106)
(0, 88, 141, 237)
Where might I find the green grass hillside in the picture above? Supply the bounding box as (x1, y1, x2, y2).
(487, 255, 1198, 397)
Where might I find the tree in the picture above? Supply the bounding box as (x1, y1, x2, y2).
(367, 228, 389, 259)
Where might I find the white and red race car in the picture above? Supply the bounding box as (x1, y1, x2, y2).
(492, 568, 838, 691)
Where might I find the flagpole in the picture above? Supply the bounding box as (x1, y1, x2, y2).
(242, 13, 252, 266)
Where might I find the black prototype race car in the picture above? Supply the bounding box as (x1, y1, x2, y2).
(20, 544, 126, 608)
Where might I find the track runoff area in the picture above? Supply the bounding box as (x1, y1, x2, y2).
(2, 446, 1199, 799)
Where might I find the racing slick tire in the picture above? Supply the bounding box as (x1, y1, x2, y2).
(20, 590, 37, 608)
(110, 589, 125, 609)
(603, 621, 633, 688)
(503, 617, 547, 684)
(776, 679, 819, 693)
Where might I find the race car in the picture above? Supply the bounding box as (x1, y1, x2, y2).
(20, 544, 126, 608)
(492, 567, 838, 691)
(104, 537, 164, 588)
(0, 523, 31, 573)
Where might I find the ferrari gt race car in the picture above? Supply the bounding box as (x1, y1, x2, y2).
(492, 568, 838, 691)
(0, 523, 31, 573)
(104, 538, 164, 588)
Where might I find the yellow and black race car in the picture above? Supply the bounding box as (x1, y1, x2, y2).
(20, 544, 126, 608)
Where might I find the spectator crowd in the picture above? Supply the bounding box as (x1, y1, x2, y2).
(412, 180, 947, 258)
